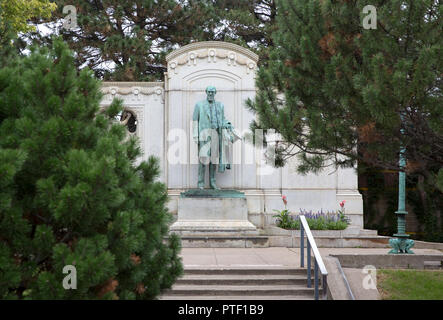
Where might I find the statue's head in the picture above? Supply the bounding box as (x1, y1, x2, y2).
(205, 86, 216, 102)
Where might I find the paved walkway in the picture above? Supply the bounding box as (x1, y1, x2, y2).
(176, 247, 443, 300)
(179, 247, 443, 268)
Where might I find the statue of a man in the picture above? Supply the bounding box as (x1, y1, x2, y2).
(193, 86, 238, 190)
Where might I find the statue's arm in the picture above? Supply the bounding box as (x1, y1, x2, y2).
(192, 103, 199, 142)
(220, 103, 226, 128)
(220, 103, 232, 129)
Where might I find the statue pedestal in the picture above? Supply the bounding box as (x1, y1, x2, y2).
(170, 189, 258, 235)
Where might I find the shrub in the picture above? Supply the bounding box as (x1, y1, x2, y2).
(0, 39, 182, 299)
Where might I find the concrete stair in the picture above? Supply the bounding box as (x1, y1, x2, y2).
(170, 226, 388, 248)
(424, 260, 443, 270)
(177, 235, 270, 248)
(159, 267, 322, 300)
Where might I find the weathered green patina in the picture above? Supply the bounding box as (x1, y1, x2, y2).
(192, 86, 239, 190)
(389, 115, 414, 254)
(180, 189, 246, 198)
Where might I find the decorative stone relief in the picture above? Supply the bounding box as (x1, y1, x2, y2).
(227, 51, 236, 66)
(246, 61, 256, 74)
(165, 42, 259, 79)
(208, 48, 217, 63)
(169, 61, 178, 74)
(101, 83, 165, 105)
(188, 51, 198, 66)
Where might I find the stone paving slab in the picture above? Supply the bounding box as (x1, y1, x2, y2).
(342, 267, 380, 300)
(176, 247, 443, 300)
(158, 295, 313, 300)
(179, 247, 443, 268)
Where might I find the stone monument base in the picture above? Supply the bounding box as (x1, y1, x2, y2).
(169, 189, 258, 235)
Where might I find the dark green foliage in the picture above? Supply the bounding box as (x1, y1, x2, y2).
(0, 26, 28, 70)
(410, 172, 443, 243)
(248, 0, 442, 239)
(361, 168, 404, 237)
(272, 209, 292, 229)
(0, 39, 182, 299)
(210, 0, 277, 62)
(437, 168, 443, 192)
(361, 165, 443, 242)
(32, 0, 220, 81)
(30, 1, 279, 81)
(248, 0, 442, 174)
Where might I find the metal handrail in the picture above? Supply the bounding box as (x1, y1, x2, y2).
(299, 215, 328, 300)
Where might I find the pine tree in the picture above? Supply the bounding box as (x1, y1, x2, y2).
(211, 0, 277, 63)
(247, 0, 442, 238)
(30, 1, 281, 81)
(32, 0, 219, 81)
(0, 39, 182, 299)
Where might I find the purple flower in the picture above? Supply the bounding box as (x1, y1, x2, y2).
(298, 208, 342, 223)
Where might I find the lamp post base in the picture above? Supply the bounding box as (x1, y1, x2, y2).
(388, 236, 415, 254)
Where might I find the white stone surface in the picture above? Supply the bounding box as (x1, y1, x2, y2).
(100, 82, 166, 182)
(171, 197, 257, 233)
(165, 41, 259, 190)
(178, 197, 248, 220)
(99, 41, 365, 229)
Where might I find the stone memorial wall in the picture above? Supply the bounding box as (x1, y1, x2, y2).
(100, 41, 364, 229)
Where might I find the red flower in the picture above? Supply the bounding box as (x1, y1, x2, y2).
(339, 200, 346, 208)
(282, 195, 287, 205)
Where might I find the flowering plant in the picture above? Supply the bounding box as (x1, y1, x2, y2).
(337, 200, 350, 224)
(273, 196, 351, 230)
(273, 195, 291, 228)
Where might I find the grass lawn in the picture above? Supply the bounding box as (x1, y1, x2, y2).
(377, 269, 443, 300)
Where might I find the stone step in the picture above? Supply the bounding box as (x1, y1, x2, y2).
(177, 235, 268, 239)
(357, 229, 379, 236)
(178, 235, 269, 248)
(163, 284, 317, 296)
(173, 231, 261, 236)
(424, 260, 442, 270)
(176, 274, 314, 285)
(183, 267, 307, 276)
(169, 228, 387, 248)
(160, 267, 320, 300)
(158, 295, 314, 300)
(264, 226, 379, 237)
(268, 235, 391, 248)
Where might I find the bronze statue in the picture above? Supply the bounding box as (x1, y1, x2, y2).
(192, 86, 239, 189)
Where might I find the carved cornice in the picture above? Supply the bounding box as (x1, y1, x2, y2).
(102, 81, 162, 87)
(166, 42, 259, 77)
(165, 41, 259, 63)
(101, 82, 164, 97)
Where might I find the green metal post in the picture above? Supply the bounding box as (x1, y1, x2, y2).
(388, 114, 415, 254)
